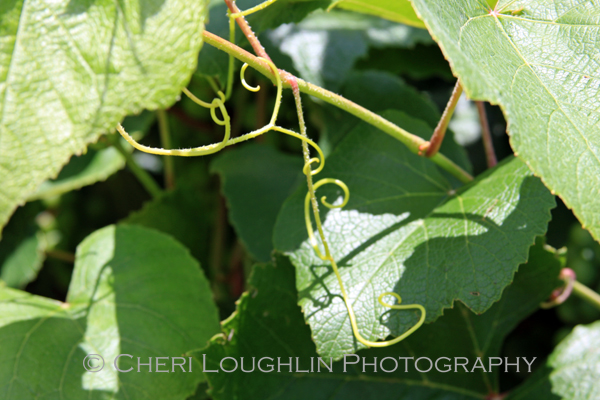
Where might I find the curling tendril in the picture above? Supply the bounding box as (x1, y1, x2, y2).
(116, 2, 425, 347)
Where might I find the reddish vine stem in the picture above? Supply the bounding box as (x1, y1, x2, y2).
(223, 0, 272, 62)
(476, 101, 497, 168)
(422, 80, 463, 157)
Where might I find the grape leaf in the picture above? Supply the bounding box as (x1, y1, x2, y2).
(211, 144, 303, 262)
(505, 365, 561, 400)
(508, 320, 600, 400)
(0, 0, 208, 234)
(0, 225, 219, 399)
(334, 0, 426, 29)
(274, 111, 554, 359)
(0, 202, 44, 288)
(341, 71, 442, 128)
(408, 0, 600, 242)
(122, 182, 212, 271)
(355, 45, 454, 81)
(199, 240, 561, 399)
(548, 321, 600, 400)
(27, 112, 155, 201)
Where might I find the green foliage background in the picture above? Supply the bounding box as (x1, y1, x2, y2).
(1, 0, 599, 399)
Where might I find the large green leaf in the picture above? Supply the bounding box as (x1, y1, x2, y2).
(0, 225, 219, 399)
(0, 202, 44, 288)
(508, 320, 600, 400)
(274, 112, 554, 359)
(199, 241, 561, 399)
(27, 112, 155, 201)
(123, 182, 212, 271)
(211, 144, 303, 262)
(0, 0, 207, 233)
(505, 365, 561, 400)
(355, 45, 454, 81)
(408, 0, 600, 242)
(548, 321, 600, 400)
(335, 0, 426, 28)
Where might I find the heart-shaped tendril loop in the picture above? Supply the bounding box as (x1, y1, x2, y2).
(116, 88, 231, 156)
(210, 102, 228, 126)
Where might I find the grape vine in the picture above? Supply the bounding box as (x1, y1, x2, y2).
(117, 25, 427, 346)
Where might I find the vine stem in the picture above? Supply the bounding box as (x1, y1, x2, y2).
(45, 249, 75, 263)
(111, 137, 162, 198)
(476, 101, 497, 168)
(424, 80, 463, 157)
(572, 280, 600, 311)
(157, 110, 175, 189)
(201, 31, 473, 184)
(223, 0, 272, 61)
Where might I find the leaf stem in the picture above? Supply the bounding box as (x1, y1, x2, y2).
(476, 101, 497, 168)
(572, 280, 600, 311)
(424, 80, 463, 157)
(201, 31, 473, 184)
(45, 249, 75, 263)
(110, 136, 162, 198)
(157, 110, 175, 189)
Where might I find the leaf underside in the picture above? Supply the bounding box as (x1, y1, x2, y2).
(409, 0, 600, 242)
(274, 111, 554, 359)
(0, 0, 208, 234)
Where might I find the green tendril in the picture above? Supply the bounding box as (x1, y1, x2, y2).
(229, 0, 279, 18)
(182, 87, 218, 109)
(291, 78, 426, 349)
(240, 63, 260, 92)
(116, 88, 231, 156)
(115, 24, 426, 349)
(116, 57, 323, 164)
(301, 177, 426, 347)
